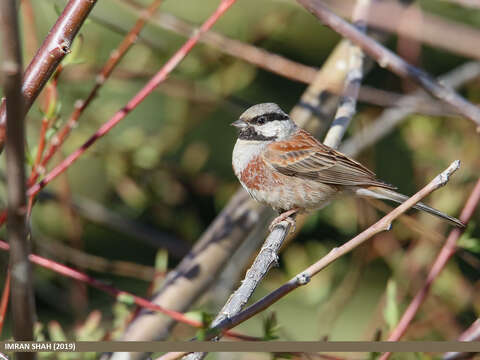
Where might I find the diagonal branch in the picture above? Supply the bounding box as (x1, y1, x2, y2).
(25, 0, 238, 199)
(323, 0, 370, 149)
(296, 0, 480, 128)
(379, 178, 480, 360)
(0, 0, 36, 355)
(340, 61, 480, 157)
(202, 160, 461, 340)
(0, 0, 98, 151)
(188, 4, 373, 360)
(112, 41, 353, 359)
(0, 238, 255, 341)
(35, 0, 164, 180)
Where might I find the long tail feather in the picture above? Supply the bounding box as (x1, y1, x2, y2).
(356, 187, 465, 228)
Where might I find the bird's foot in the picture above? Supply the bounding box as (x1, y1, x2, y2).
(269, 208, 299, 233)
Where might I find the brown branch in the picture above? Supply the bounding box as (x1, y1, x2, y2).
(324, 0, 480, 61)
(0, 0, 98, 151)
(203, 161, 461, 339)
(340, 62, 480, 157)
(0, 0, 36, 355)
(117, 0, 319, 84)
(296, 0, 480, 128)
(37, 0, 163, 175)
(380, 179, 480, 360)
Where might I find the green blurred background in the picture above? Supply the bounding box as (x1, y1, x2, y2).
(0, 0, 479, 358)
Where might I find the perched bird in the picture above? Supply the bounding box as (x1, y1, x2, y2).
(231, 103, 464, 231)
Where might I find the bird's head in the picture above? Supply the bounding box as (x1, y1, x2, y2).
(231, 103, 296, 141)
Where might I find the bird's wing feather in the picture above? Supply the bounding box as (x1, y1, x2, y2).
(263, 129, 395, 189)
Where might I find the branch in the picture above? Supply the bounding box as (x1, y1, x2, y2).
(118, 0, 318, 84)
(340, 61, 480, 157)
(25, 0, 237, 199)
(0, 238, 255, 341)
(187, 4, 372, 360)
(203, 161, 461, 339)
(112, 41, 353, 357)
(444, 319, 480, 360)
(0, 0, 98, 151)
(296, 0, 480, 128)
(0, 0, 37, 354)
(35, 0, 164, 178)
(379, 178, 480, 360)
(324, 0, 480, 61)
(36, 190, 190, 258)
(323, 0, 370, 149)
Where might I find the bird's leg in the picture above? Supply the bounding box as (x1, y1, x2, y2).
(269, 208, 300, 233)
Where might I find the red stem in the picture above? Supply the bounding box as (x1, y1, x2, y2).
(0, 0, 237, 228)
(38, 0, 163, 177)
(0, 0, 98, 148)
(26, 0, 237, 198)
(380, 179, 480, 360)
(0, 271, 11, 337)
(0, 238, 255, 341)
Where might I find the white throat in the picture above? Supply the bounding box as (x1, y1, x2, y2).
(232, 139, 266, 175)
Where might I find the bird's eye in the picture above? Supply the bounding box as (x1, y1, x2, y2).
(256, 115, 267, 125)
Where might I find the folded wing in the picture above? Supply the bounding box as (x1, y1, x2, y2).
(263, 129, 395, 189)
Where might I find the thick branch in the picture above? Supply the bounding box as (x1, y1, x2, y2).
(0, 0, 36, 355)
(0, 0, 98, 150)
(296, 0, 480, 128)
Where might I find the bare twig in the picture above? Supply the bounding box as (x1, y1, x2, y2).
(296, 0, 480, 128)
(0, 0, 98, 150)
(203, 161, 461, 339)
(324, 0, 480, 61)
(118, 0, 318, 84)
(0, 271, 11, 336)
(444, 319, 480, 360)
(0, 238, 254, 341)
(113, 41, 353, 358)
(36, 0, 164, 178)
(323, 0, 370, 149)
(0, 0, 36, 354)
(25, 0, 237, 201)
(340, 62, 480, 157)
(188, 4, 372, 360)
(379, 179, 480, 360)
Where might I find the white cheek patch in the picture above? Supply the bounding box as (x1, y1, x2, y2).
(257, 120, 296, 139)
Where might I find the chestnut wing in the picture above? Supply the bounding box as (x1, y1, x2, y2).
(263, 130, 395, 189)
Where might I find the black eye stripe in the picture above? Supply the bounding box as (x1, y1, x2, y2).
(249, 112, 289, 125)
(238, 126, 277, 141)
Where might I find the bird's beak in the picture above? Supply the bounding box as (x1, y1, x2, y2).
(231, 119, 247, 128)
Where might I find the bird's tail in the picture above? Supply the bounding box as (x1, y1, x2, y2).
(356, 186, 465, 228)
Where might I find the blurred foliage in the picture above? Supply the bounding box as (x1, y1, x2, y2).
(0, 0, 480, 359)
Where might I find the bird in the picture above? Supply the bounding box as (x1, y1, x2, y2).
(231, 102, 464, 231)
